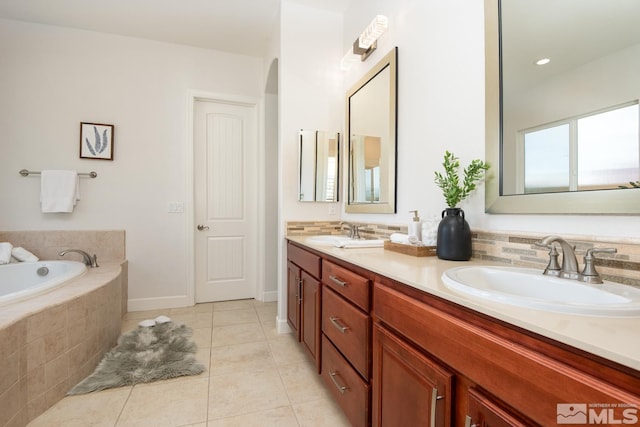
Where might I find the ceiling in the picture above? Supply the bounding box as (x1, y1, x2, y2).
(501, 0, 640, 93)
(0, 0, 351, 57)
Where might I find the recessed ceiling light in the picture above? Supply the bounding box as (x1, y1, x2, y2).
(536, 58, 551, 66)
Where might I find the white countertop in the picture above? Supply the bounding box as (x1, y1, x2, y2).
(288, 236, 640, 372)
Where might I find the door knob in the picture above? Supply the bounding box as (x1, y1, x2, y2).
(197, 224, 210, 231)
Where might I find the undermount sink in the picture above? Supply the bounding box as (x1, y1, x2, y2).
(442, 266, 640, 317)
(304, 235, 385, 248)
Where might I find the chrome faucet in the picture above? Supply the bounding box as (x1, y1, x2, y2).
(536, 236, 617, 284)
(339, 221, 361, 239)
(536, 235, 579, 280)
(579, 247, 617, 284)
(59, 249, 99, 268)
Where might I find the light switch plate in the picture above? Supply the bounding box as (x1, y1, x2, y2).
(168, 202, 184, 213)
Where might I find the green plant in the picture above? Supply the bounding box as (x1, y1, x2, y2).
(434, 151, 489, 208)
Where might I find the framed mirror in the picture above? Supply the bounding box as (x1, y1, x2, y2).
(485, 0, 640, 214)
(298, 130, 340, 202)
(346, 47, 398, 213)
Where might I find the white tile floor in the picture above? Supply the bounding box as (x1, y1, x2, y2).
(28, 300, 351, 427)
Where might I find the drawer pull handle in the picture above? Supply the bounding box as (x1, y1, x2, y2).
(329, 275, 347, 287)
(329, 371, 349, 394)
(431, 387, 443, 427)
(329, 316, 350, 333)
(464, 415, 477, 427)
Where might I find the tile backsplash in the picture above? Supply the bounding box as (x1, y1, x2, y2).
(0, 230, 125, 262)
(286, 221, 640, 288)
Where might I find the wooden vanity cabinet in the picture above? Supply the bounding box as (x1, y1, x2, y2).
(465, 387, 530, 427)
(372, 279, 640, 426)
(287, 240, 640, 426)
(372, 323, 454, 426)
(321, 259, 373, 427)
(286, 242, 322, 370)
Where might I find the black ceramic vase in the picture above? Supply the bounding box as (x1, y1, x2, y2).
(436, 208, 472, 261)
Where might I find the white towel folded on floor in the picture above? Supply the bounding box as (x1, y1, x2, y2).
(138, 315, 172, 328)
(335, 239, 385, 248)
(0, 242, 13, 265)
(154, 315, 172, 324)
(138, 319, 156, 328)
(40, 170, 80, 213)
(11, 247, 39, 262)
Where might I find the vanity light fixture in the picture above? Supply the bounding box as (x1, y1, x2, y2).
(535, 57, 551, 65)
(340, 15, 389, 71)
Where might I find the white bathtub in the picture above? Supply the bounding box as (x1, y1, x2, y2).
(0, 260, 87, 306)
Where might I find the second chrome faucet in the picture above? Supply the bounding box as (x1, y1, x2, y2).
(535, 235, 615, 284)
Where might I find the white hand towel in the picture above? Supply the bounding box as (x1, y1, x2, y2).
(0, 242, 13, 265)
(389, 233, 420, 245)
(11, 247, 39, 262)
(335, 239, 385, 248)
(390, 233, 410, 244)
(40, 170, 80, 213)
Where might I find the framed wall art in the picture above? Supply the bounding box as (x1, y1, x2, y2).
(80, 122, 114, 160)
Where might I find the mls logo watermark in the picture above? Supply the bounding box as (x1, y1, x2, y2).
(557, 403, 639, 425)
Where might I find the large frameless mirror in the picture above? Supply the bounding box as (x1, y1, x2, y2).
(485, 0, 640, 214)
(298, 130, 340, 202)
(346, 47, 398, 213)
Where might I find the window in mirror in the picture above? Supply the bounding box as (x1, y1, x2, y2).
(520, 102, 639, 194)
(523, 124, 570, 194)
(298, 130, 340, 202)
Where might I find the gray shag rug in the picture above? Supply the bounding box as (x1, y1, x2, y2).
(68, 321, 205, 395)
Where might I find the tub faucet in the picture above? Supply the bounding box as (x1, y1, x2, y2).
(59, 249, 99, 268)
(535, 235, 578, 280)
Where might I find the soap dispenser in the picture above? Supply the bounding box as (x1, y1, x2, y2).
(408, 210, 422, 244)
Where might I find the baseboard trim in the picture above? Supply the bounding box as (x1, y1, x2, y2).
(127, 295, 192, 312)
(261, 290, 278, 302)
(276, 316, 292, 334)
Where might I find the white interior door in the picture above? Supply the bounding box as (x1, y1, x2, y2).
(194, 99, 257, 302)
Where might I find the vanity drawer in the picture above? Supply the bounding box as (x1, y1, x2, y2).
(321, 335, 369, 427)
(323, 287, 370, 379)
(322, 260, 370, 311)
(287, 242, 321, 278)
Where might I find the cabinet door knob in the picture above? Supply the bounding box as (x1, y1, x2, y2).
(197, 224, 210, 231)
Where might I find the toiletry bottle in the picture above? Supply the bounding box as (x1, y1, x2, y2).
(408, 210, 422, 244)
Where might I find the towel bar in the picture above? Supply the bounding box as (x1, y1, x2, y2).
(19, 169, 98, 178)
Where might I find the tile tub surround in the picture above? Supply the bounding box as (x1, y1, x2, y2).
(286, 222, 640, 288)
(0, 230, 126, 263)
(0, 263, 126, 427)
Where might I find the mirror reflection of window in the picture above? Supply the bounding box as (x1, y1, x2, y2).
(523, 124, 570, 194)
(351, 135, 381, 202)
(521, 102, 639, 194)
(578, 103, 639, 190)
(298, 130, 340, 202)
